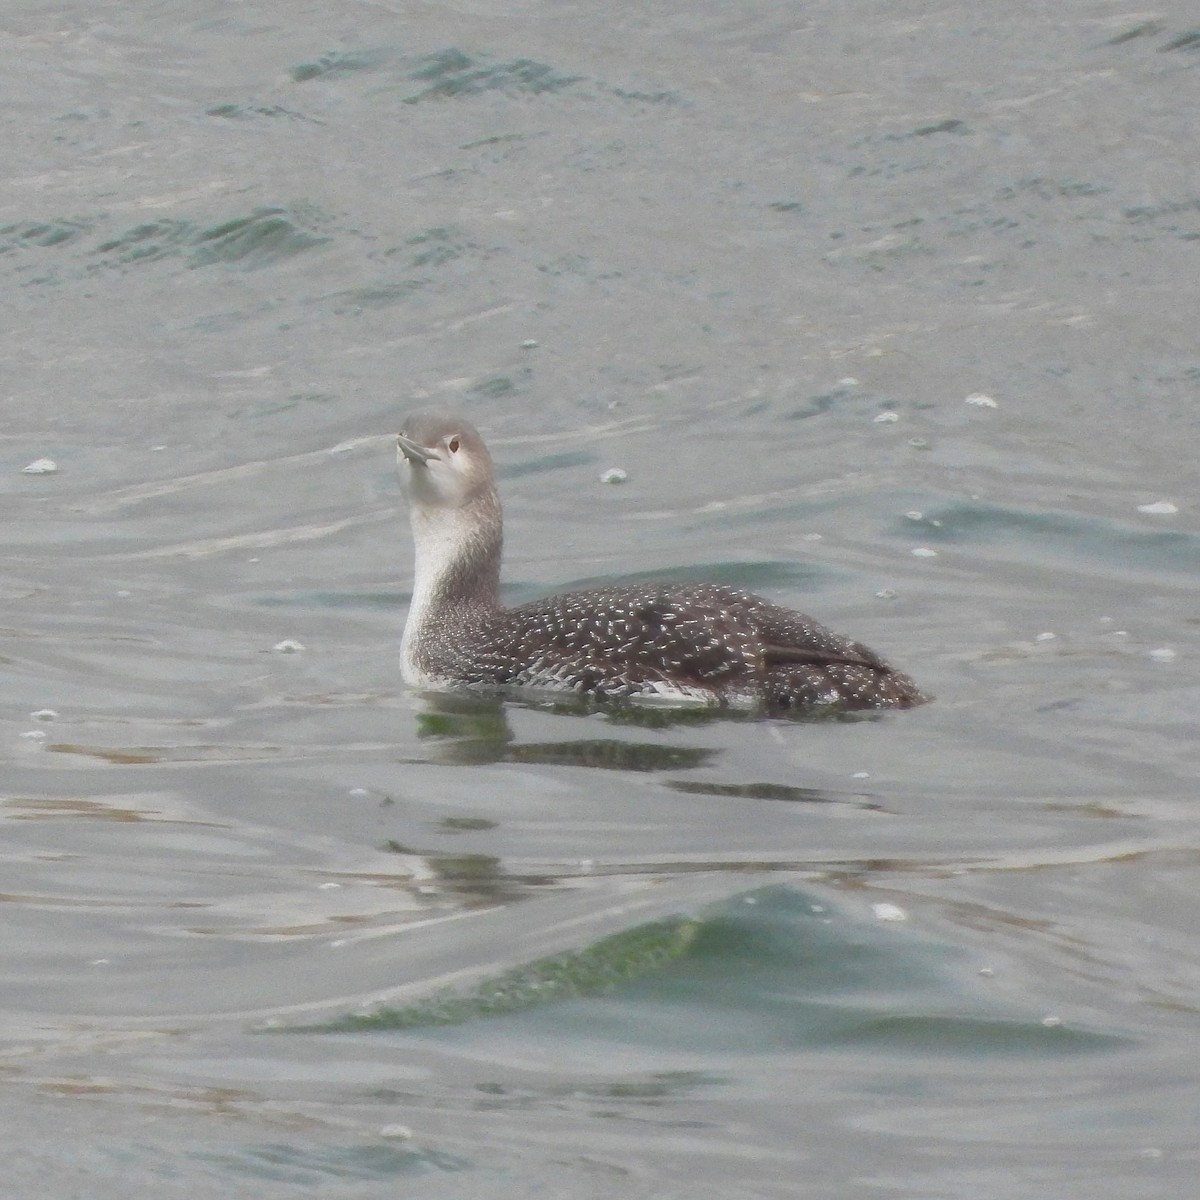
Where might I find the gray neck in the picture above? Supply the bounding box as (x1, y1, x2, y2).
(401, 493, 503, 682)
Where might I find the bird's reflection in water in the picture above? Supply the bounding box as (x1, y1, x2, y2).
(408, 692, 890, 811)
(411, 690, 723, 771)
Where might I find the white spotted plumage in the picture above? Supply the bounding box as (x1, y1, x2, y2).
(395, 413, 924, 713)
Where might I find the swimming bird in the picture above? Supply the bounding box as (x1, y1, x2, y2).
(395, 412, 924, 713)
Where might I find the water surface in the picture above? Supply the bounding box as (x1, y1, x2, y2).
(2, 1, 1199, 1196)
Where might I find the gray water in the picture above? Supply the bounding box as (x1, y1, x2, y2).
(3, 1, 1199, 1196)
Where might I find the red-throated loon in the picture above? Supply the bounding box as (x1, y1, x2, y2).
(395, 413, 924, 713)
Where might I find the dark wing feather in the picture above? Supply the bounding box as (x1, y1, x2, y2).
(465, 582, 922, 709)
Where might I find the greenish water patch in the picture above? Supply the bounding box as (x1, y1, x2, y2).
(0, 219, 89, 250)
(994, 177, 1111, 202)
(563, 887, 1132, 1058)
(785, 385, 857, 419)
(289, 50, 390, 83)
(206, 103, 316, 122)
(329, 280, 425, 312)
(1106, 20, 1164, 45)
(226, 391, 337, 420)
(404, 50, 583, 103)
(500, 450, 597, 480)
(1122, 197, 1200, 239)
(404, 225, 469, 269)
(1161, 30, 1200, 52)
(460, 132, 530, 150)
(465, 1068, 725, 1113)
(296, 888, 1130, 1058)
(894, 501, 1200, 573)
(607, 86, 681, 105)
(93, 219, 195, 266)
(192, 1141, 467, 1183)
(190, 209, 331, 268)
(1, 208, 332, 281)
(911, 118, 969, 137)
(326, 226, 490, 310)
(303, 918, 702, 1032)
(469, 372, 528, 399)
(536, 252, 621, 281)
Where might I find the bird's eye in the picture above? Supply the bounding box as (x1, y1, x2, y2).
(447, 436, 460, 454)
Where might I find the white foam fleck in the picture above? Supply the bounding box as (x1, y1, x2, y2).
(911, 546, 938, 558)
(599, 467, 627, 484)
(872, 902, 907, 922)
(1137, 500, 1177, 515)
(22, 458, 58, 474)
(965, 392, 998, 408)
(272, 638, 306, 653)
(874, 410, 899, 423)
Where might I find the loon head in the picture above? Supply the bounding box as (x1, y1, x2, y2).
(396, 412, 498, 512)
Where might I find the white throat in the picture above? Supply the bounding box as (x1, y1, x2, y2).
(400, 500, 502, 685)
